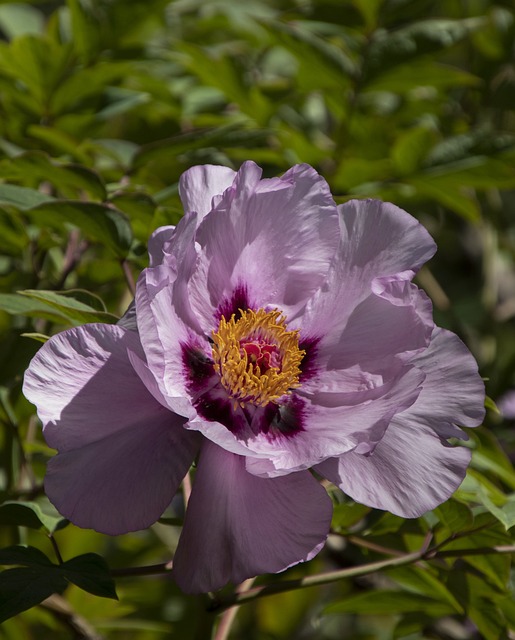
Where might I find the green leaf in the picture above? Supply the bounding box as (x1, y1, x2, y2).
(26, 201, 132, 257)
(61, 554, 117, 600)
(66, 0, 102, 64)
(0, 4, 45, 39)
(0, 184, 54, 210)
(19, 290, 118, 325)
(0, 502, 66, 533)
(0, 547, 116, 622)
(433, 499, 474, 534)
(0, 567, 67, 623)
(391, 126, 435, 176)
(386, 566, 464, 614)
(331, 502, 370, 531)
(20, 332, 50, 343)
(0, 293, 71, 323)
(0, 545, 53, 568)
(0, 151, 106, 200)
(365, 61, 479, 93)
(479, 490, 515, 531)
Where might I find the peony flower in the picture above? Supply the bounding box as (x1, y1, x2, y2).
(23, 162, 485, 593)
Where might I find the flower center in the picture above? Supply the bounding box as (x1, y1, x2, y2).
(211, 308, 305, 407)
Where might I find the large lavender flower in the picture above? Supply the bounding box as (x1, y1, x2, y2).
(23, 162, 485, 593)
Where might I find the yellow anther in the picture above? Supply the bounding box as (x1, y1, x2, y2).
(212, 308, 305, 407)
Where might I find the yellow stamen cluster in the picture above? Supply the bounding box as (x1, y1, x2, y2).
(212, 308, 305, 407)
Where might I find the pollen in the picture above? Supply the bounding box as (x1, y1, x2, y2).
(211, 308, 305, 407)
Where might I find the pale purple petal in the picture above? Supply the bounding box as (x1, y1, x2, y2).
(399, 327, 485, 438)
(23, 323, 200, 533)
(179, 164, 236, 218)
(309, 277, 434, 371)
(316, 423, 471, 518)
(148, 225, 176, 267)
(135, 267, 205, 418)
(244, 363, 425, 477)
(23, 324, 159, 448)
(186, 162, 340, 330)
(300, 199, 436, 340)
(45, 411, 200, 534)
(172, 440, 332, 593)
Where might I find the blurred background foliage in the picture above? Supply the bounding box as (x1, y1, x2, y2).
(1, 0, 515, 638)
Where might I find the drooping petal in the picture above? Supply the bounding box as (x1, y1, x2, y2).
(179, 164, 236, 218)
(172, 440, 332, 593)
(23, 323, 201, 533)
(300, 199, 436, 342)
(316, 423, 471, 518)
(186, 162, 340, 331)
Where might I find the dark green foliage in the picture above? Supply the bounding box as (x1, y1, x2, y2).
(1, 0, 515, 638)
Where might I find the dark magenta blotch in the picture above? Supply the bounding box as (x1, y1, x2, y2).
(299, 336, 320, 382)
(255, 395, 305, 439)
(215, 284, 251, 322)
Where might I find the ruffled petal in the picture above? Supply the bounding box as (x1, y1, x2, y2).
(186, 162, 340, 331)
(135, 266, 207, 417)
(148, 225, 176, 267)
(309, 276, 434, 371)
(300, 199, 436, 342)
(23, 323, 201, 533)
(172, 440, 332, 593)
(179, 164, 236, 218)
(316, 423, 471, 518)
(244, 363, 425, 477)
(396, 327, 485, 438)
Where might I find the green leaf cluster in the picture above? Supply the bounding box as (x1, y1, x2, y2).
(1, 0, 515, 639)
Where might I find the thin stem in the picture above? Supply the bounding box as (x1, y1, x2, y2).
(40, 594, 103, 640)
(121, 259, 136, 296)
(48, 533, 63, 565)
(182, 470, 192, 508)
(213, 578, 255, 640)
(106, 539, 515, 611)
(110, 562, 171, 578)
(346, 535, 405, 557)
(210, 550, 425, 613)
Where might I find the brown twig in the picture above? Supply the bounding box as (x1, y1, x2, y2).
(121, 259, 136, 296)
(213, 578, 255, 640)
(40, 594, 104, 640)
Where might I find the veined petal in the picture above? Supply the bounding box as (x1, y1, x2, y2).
(135, 267, 208, 417)
(300, 199, 436, 341)
(396, 327, 485, 438)
(22, 323, 200, 533)
(186, 162, 340, 331)
(148, 225, 176, 267)
(311, 278, 434, 371)
(316, 423, 471, 518)
(179, 164, 236, 218)
(172, 440, 332, 593)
